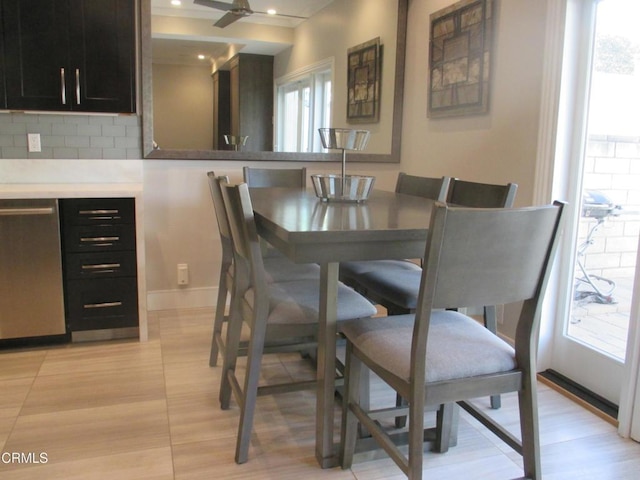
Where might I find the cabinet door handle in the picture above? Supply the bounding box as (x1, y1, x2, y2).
(84, 301, 123, 309)
(0, 207, 54, 216)
(75, 68, 81, 104)
(61, 68, 67, 105)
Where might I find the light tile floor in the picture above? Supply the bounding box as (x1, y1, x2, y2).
(0, 307, 639, 479)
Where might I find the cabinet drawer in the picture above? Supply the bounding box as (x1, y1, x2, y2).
(66, 277, 138, 331)
(64, 251, 137, 280)
(60, 198, 135, 226)
(63, 224, 135, 253)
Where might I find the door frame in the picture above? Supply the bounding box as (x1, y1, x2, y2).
(534, 0, 640, 437)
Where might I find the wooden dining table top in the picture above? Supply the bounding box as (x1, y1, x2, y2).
(249, 187, 435, 264)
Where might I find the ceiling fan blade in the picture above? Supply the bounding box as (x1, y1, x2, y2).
(193, 0, 234, 11)
(253, 10, 307, 20)
(214, 11, 243, 28)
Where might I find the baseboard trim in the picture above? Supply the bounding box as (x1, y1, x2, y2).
(147, 287, 218, 311)
(538, 369, 618, 426)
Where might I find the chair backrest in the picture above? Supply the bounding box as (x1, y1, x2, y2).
(220, 182, 269, 297)
(207, 171, 233, 261)
(243, 167, 307, 188)
(412, 201, 566, 376)
(395, 173, 450, 201)
(447, 178, 517, 208)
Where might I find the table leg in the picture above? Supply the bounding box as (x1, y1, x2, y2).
(316, 261, 339, 468)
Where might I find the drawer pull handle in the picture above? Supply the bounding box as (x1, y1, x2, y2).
(78, 209, 122, 221)
(84, 301, 123, 309)
(79, 209, 119, 215)
(80, 236, 120, 243)
(82, 263, 121, 273)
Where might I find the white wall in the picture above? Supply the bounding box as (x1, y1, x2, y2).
(274, 0, 398, 155)
(143, 0, 549, 322)
(152, 63, 214, 150)
(401, 0, 547, 208)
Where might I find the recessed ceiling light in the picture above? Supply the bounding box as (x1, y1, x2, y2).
(171, 0, 181, 6)
(197, 54, 206, 60)
(266, 8, 276, 15)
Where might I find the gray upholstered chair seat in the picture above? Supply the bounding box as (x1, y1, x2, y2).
(355, 269, 421, 310)
(340, 310, 516, 383)
(263, 256, 320, 283)
(340, 259, 421, 285)
(243, 280, 377, 326)
(338, 173, 448, 299)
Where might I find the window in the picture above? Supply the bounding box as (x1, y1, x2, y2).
(275, 60, 333, 153)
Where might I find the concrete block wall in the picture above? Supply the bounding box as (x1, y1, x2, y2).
(579, 135, 640, 280)
(0, 112, 142, 160)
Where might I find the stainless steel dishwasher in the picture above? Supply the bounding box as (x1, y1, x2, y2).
(0, 199, 67, 340)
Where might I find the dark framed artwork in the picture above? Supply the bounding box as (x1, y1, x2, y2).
(347, 37, 381, 123)
(428, 0, 493, 118)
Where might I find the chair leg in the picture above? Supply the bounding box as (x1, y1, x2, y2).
(209, 267, 230, 367)
(357, 363, 371, 438)
(519, 376, 542, 480)
(234, 326, 267, 464)
(434, 403, 459, 452)
(339, 342, 361, 469)
(219, 292, 242, 410)
(484, 305, 502, 410)
(407, 394, 425, 480)
(395, 393, 408, 428)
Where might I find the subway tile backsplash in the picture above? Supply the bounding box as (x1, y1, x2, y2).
(0, 112, 141, 159)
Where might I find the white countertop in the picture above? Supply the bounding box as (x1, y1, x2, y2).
(0, 183, 143, 199)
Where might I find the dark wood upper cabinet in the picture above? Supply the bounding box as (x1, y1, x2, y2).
(212, 70, 231, 150)
(0, 3, 6, 109)
(228, 54, 273, 152)
(2, 0, 135, 113)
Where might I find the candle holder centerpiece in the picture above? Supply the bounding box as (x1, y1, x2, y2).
(224, 135, 248, 151)
(312, 128, 375, 202)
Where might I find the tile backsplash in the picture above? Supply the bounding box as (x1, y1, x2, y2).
(0, 112, 141, 159)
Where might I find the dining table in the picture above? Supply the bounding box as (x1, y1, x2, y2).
(249, 187, 435, 468)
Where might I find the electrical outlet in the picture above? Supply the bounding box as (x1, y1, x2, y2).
(177, 263, 189, 285)
(27, 133, 41, 153)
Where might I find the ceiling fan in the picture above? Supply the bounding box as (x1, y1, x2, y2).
(193, 0, 306, 28)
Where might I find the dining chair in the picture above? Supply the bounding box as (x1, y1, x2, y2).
(352, 178, 517, 410)
(355, 178, 518, 315)
(243, 166, 307, 188)
(220, 181, 378, 464)
(207, 172, 320, 367)
(339, 173, 450, 303)
(339, 201, 566, 480)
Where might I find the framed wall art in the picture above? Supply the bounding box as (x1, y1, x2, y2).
(347, 37, 381, 123)
(428, 0, 493, 118)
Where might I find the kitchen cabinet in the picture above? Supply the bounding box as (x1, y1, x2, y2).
(212, 70, 231, 150)
(0, 5, 6, 109)
(228, 53, 273, 152)
(2, 0, 135, 113)
(59, 198, 138, 333)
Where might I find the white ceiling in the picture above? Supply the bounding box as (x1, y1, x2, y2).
(151, 0, 333, 27)
(151, 0, 334, 66)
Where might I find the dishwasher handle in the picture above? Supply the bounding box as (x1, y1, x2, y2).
(0, 207, 55, 216)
